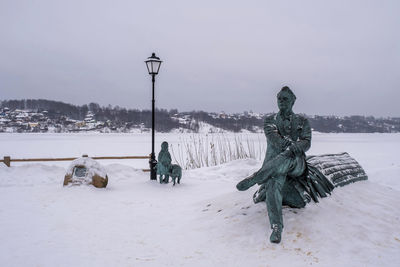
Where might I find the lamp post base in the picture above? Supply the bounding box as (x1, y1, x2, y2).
(150, 155, 157, 180)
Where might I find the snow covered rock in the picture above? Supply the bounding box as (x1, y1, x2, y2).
(63, 156, 108, 188)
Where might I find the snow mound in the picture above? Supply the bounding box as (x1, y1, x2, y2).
(196, 180, 400, 266)
(0, 163, 65, 187)
(66, 157, 107, 178)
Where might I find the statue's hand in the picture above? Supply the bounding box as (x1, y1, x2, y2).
(282, 137, 292, 150)
(289, 143, 302, 156)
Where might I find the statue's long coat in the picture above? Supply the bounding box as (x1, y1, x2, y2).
(253, 111, 334, 204)
(157, 149, 171, 175)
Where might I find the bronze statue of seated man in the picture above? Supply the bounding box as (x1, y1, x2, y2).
(237, 86, 313, 244)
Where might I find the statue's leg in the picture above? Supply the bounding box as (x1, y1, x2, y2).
(282, 180, 306, 208)
(236, 161, 275, 191)
(236, 152, 292, 191)
(265, 175, 286, 228)
(265, 174, 287, 243)
(281, 155, 307, 208)
(264, 155, 299, 243)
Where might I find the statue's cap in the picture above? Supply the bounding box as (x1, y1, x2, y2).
(278, 86, 296, 100)
(161, 141, 168, 149)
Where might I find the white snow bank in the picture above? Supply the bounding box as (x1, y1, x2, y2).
(0, 163, 65, 187)
(203, 180, 400, 267)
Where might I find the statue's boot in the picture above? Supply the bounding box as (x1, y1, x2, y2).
(270, 224, 282, 244)
(236, 172, 259, 191)
(236, 165, 275, 191)
(237, 153, 292, 191)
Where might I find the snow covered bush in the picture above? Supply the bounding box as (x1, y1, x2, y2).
(169, 133, 266, 170)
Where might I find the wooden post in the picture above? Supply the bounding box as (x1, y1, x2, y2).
(4, 156, 10, 167)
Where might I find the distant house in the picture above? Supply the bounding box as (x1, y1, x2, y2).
(28, 122, 39, 128)
(75, 121, 86, 128)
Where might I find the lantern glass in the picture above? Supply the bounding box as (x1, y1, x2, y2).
(145, 53, 162, 75)
(146, 61, 152, 74)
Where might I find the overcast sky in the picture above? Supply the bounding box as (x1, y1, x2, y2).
(0, 0, 399, 116)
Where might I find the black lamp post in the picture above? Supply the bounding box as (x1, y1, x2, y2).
(145, 53, 162, 180)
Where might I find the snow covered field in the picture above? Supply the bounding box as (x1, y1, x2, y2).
(0, 133, 399, 267)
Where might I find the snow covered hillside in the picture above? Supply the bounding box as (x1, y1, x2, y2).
(0, 133, 399, 266)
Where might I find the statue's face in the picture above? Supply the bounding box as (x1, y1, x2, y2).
(161, 142, 168, 150)
(277, 91, 295, 112)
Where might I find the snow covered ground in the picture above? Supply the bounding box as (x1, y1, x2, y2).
(0, 133, 399, 267)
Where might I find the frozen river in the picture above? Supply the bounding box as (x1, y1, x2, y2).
(0, 132, 399, 172)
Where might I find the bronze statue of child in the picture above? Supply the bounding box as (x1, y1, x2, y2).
(157, 141, 172, 183)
